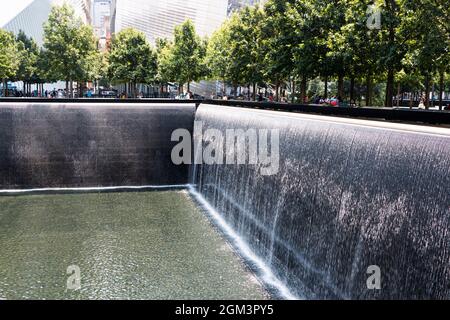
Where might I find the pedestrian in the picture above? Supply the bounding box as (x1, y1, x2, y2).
(418, 99, 426, 109)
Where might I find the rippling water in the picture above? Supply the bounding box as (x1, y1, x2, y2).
(0, 190, 268, 300)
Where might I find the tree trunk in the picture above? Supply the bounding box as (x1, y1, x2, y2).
(366, 73, 372, 107)
(291, 79, 296, 103)
(300, 76, 307, 104)
(431, 81, 435, 108)
(275, 81, 279, 102)
(187, 81, 190, 92)
(385, 68, 394, 108)
(337, 74, 344, 100)
(385, 0, 396, 108)
(424, 73, 430, 109)
(350, 77, 355, 102)
(324, 75, 328, 99)
(252, 82, 256, 101)
(3, 79, 7, 96)
(247, 85, 251, 100)
(400, 86, 404, 106)
(439, 71, 444, 111)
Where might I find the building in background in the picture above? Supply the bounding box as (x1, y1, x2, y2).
(2, 0, 92, 46)
(54, 0, 92, 24)
(2, 0, 262, 96)
(112, 0, 261, 97)
(2, 0, 53, 46)
(2, 0, 93, 92)
(113, 0, 228, 45)
(92, 0, 112, 50)
(227, 0, 263, 16)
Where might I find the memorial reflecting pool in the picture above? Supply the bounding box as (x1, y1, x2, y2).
(0, 190, 268, 300)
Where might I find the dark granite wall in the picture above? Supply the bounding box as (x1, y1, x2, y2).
(0, 103, 195, 188)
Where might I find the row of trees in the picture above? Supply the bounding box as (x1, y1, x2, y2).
(108, 21, 207, 97)
(1, 1, 449, 108)
(206, 0, 449, 108)
(109, 0, 449, 108)
(0, 4, 101, 97)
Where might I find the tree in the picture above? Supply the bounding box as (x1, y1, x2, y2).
(108, 28, 157, 97)
(15, 31, 39, 95)
(206, 14, 248, 98)
(404, 0, 449, 109)
(261, 0, 296, 101)
(43, 3, 97, 97)
(233, 6, 266, 100)
(73, 24, 98, 96)
(337, 0, 384, 106)
(156, 38, 176, 95)
(0, 29, 19, 96)
(89, 51, 109, 90)
(167, 20, 206, 93)
(207, 6, 265, 100)
(206, 21, 233, 97)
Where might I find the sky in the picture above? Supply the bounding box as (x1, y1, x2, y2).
(0, 0, 34, 27)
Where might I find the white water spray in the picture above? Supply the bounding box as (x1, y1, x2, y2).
(188, 185, 299, 300)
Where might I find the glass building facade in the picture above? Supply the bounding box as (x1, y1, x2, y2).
(113, 0, 229, 45)
(2, 0, 91, 46)
(112, 0, 261, 97)
(2, 0, 53, 46)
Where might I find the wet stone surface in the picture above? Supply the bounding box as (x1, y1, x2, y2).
(0, 190, 268, 300)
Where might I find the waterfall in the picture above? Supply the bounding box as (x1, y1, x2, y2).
(192, 104, 450, 299)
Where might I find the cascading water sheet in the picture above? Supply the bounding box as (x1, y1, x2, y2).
(193, 104, 450, 299)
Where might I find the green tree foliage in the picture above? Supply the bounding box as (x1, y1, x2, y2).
(108, 28, 157, 97)
(15, 31, 39, 84)
(207, 7, 265, 99)
(261, 0, 296, 100)
(43, 3, 97, 96)
(329, 0, 384, 106)
(163, 20, 206, 93)
(206, 21, 233, 95)
(402, 0, 450, 108)
(206, 16, 242, 96)
(231, 6, 265, 99)
(155, 38, 173, 85)
(2, 1, 447, 106)
(0, 29, 19, 96)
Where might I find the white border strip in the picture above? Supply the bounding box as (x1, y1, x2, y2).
(0, 184, 190, 194)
